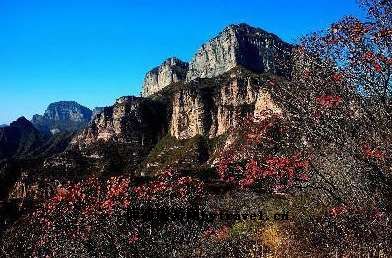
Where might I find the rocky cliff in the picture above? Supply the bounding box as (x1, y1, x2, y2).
(141, 57, 189, 97)
(186, 23, 293, 81)
(170, 67, 283, 139)
(31, 101, 92, 134)
(71, 96, 168, 172)
(137, 23, 292, 140)
(92, 107, 105, 119)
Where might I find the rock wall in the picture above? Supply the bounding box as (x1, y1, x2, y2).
(186, 23, 293, 82)
(31, 101, 92, 134)
(141, 57, 189, 97)
(71, 96, 168, 172)
(170, 69, 283, 139)
(72, 96, 167, 147)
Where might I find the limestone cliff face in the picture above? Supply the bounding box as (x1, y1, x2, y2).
(70, 96, 168, 172)
(186, 23, 292, 82)
(170, 68, 283, 139)
(168, 23, 291, 139)
(141, 57, 189, 97)
(72, 96, 166, 147)
(31, 101, 92, 135)
(170, 85, 209, 139)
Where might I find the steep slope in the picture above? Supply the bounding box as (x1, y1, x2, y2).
(1, 22, 391, 257)
(31, 101, 92, 134)
(71, 96, 168, 173)
(0, 117, 44, 160)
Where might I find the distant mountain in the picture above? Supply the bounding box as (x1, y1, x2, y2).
(31, 101, 92, 134)
(0, 117, 44, 160)
(0, 124, 8, 128)
(0, 117, 74, 161)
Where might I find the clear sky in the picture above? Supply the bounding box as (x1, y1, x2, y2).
(0, 0, 365, 124)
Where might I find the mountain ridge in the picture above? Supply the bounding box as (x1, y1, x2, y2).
(31, 101, 93, 135)
(1, 19, 391, 257)
(141, 23, 293, 98)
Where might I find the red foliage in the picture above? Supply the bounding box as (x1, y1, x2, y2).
(370, 208, 385, 222)
(362, 144, 384, 160)
(203, 225, 230, 240)
(41, 176, 132, 220)
(374, 62, 382, 72)
(218, 153, 310, 192)
(316, 95, 342, 108)
(329, 204, 347, 217)
(332, 72, 344, 82)
(132, 170, 204, 201)
(128, 233, 139, 244)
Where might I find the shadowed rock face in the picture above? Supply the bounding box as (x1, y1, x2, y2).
(186, 23, 293, 82)
(0, 118, 42, 161)
(72, 97, 166, 146)
(0, 117, 75, 161)
(31, 101, 92, 134)
(71, 96, 168, 172)
(0, 117, 43, 160)
(92, 107, 105, 119)
(141, 57, 189, 97)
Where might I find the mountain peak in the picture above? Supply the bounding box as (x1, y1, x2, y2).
(225, 23, 262, 31)
(10, 116, 33, 129)
(31, 101, 92, 134)
(140, 23, 293, 98)
(186, 23, 293, 81)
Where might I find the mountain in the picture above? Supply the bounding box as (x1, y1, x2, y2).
(31, 101, 92, 134)
(141, 24, 292, 98)
(0, 124, 8, 128)
(141, 23, 291, 140)
(71, 96, 168, 174)
(1, 23, 391, 257)
(0, 117, 44, 160)
(186, 23, 293, 81)
(0, 116, 74, 161)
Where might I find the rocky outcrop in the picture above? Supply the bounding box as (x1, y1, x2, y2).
(71, 96, 168, 171)
(31, 101, 92, 134)
(186, 23, 293, 82)
(170, 86, 209, 139)
(170, 68, 283, 139)
(141, 57, 189, 97)
(73, 97, 166, 145)
(92, 107, 105, 119)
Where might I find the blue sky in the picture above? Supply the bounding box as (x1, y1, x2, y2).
(0, 0, 365, 124)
